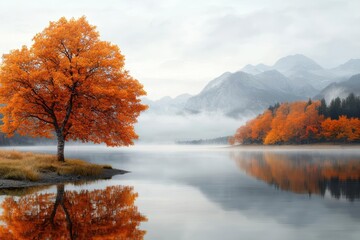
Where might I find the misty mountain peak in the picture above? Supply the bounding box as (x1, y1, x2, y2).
(336, 59, 360, 70)
(174, 93, 192, 101)
(315, 73, 360, 103)
(347, 73, 360, 84)
(201, 71, 232, 93)
(157, 96, 173, 103)
(231, 70, 253, 78)
(241, 63, 271, 75)
(273, 54, 323, 74)
(256, 69, 284, 77)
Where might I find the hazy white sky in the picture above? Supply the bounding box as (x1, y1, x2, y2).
(0, 0, 360, 99)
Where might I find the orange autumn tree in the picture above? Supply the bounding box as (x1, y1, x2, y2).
(0, 185, 147, 239)
(265, 101, 323, 144)
(231, 110, 273, 144)
(0, 17, 147, 161)
(264, 103, 290, 144)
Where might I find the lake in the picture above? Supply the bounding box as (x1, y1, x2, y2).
(0, 145, 360, 239)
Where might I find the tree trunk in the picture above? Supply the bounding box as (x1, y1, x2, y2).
(50, 184, 64, 224)
(57, 134, 65, 162)
(49, 184, 74, 239)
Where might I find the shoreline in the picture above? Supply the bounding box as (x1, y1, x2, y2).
(0, 168, 128, 189)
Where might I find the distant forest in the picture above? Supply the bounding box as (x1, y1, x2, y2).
(230, 93, 360, 145)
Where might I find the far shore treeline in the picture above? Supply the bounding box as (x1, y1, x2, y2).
(230, 93, 360, 145)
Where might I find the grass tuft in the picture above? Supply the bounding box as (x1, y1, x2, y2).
(0, 150, 112, 181)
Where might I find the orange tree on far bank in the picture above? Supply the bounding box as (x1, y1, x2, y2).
(0, 17, 147, 161)
(230, 96, 360, 145)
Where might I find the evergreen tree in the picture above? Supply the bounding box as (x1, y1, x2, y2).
(329, 97, 342, 119)
(268, 102, 280, 115)
(318, 98, 327, 116)
(307, 98, 312, 106)
(317, 93, 360, 119)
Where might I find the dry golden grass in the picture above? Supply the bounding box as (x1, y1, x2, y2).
(0, 150, 112, 181)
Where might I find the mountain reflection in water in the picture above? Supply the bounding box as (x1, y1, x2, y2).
(0, 185, 147, 240)
(231, 151, 360, 201)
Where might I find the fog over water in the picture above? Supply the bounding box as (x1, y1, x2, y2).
(135, 113, 249, 142)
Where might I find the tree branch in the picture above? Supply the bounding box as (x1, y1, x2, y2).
(27, 114, 54, 125)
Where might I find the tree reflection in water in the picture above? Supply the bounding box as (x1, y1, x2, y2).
(0, 185, 147, 239)
(231, 151, 360, 201)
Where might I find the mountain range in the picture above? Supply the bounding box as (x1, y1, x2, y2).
(144, 54, 360, 118)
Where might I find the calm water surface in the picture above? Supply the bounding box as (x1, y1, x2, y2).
(0, 145, 360, 239)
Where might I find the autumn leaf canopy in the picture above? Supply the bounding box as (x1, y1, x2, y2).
(0, 16, 147, 146)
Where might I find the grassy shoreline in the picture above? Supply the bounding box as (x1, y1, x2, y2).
(0, 150, 124, 186)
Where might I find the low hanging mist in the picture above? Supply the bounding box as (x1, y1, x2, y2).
(135, 112, 249, 143)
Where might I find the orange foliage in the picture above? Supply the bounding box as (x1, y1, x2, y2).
(0, 185, 147, 240)
(0, 17, 147, 160)
(264, 103, 289, 144)
(232, 110, 273, 144)
(349, 118, 360, 141)
(250, 110, 273, 142)
(321, 116, 360, 142)
(231, 100, 360, 145)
